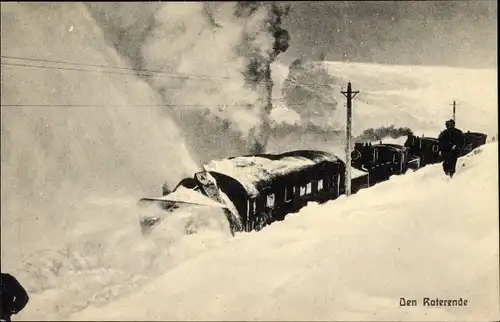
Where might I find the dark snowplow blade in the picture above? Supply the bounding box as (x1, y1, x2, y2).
(137, 187, 229, 236)
(137, 198, 181, 235)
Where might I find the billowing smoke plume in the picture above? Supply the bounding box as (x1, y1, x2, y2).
(269, 103, 301, 126)
(86, 2, 290, 163)
(282, 57, 341, 129)
(355, 125, 414, 142)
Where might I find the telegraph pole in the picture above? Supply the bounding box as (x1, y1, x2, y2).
(452, 100, 456, 122)
(341, 81, 359, 196)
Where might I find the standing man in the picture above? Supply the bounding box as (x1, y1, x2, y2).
(438, 119, 465, 178)
(1, 273, 29, 322)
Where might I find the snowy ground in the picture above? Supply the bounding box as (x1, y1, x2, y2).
(64, 143, 499, 321)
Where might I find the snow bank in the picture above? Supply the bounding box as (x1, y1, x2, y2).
(69, 143, 499, 321)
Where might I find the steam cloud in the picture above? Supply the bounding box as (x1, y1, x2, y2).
(86, 2, 291, 164)
(355, 125, 414, 142)
(282, 57, 341, 129)
(269, 103, 301, 126)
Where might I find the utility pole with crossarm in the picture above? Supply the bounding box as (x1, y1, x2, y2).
(341, 81, 359, 196)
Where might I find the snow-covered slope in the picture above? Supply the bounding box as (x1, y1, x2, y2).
(67, 143, 499, 321)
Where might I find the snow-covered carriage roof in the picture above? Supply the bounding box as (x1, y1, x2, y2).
(203, 150, 343, 197)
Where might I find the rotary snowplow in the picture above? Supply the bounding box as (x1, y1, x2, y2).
(137, 150, 350, 236)
(137, 170, 243, 236)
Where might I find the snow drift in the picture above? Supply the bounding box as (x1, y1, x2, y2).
(1, 3, 231, 318)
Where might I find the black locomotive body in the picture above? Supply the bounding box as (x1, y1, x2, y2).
(461, 131, 488, 156)
(404, 131, 488, 164)
(404, 135, 443, 167)
(351, 142, 420, 184)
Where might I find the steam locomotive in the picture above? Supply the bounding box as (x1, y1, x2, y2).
(350, 131, 489, 186)
(351, 142, 421, 185)
(138, 132, 487, 236)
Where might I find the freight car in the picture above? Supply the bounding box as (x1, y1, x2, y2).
(139, 150, 347, 235)
(351, 142, 420, 184)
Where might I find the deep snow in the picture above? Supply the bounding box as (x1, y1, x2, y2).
(67, 142, 499, 321)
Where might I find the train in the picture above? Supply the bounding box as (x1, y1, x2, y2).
(138, 150, 369, 235)
(351, 142, 421, 185)
(138, 131, 487, 236)
(402, 131, 488, 166)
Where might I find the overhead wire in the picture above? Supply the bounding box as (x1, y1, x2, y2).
(1, 55, 223, 79)
(1, 55, 334, 88)
(0, 102, 319, 108)
(1, 54, 339, 109)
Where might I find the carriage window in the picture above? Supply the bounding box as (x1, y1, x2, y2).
(318, 179, 323, 191)
(266, 193, 275, 208)
(372, 149, 378, 162)
(306, 182, 312, 194)
(247, 199, 251, 219)
(392, 154, 396, 163)
(432, 145, 438, 153)
(299, 186, 306, 196)
(284, 186, 293, 202)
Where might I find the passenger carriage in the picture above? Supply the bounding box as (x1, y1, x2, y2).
(204, 150, 346, 232)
